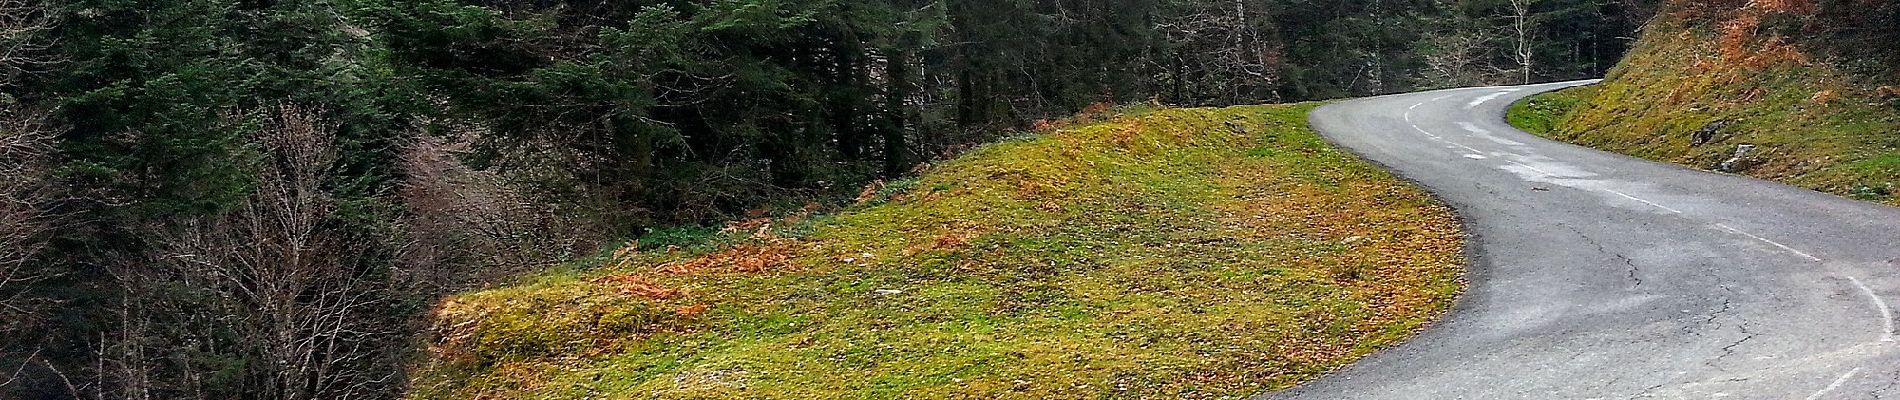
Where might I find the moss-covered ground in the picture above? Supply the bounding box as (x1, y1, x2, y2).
(1508, 16, 1900, 205)
(405, 104, 1465, 399)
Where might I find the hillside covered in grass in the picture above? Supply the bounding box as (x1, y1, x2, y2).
(404, 105, 1465, 399)
(1509, 1, 1900, 205)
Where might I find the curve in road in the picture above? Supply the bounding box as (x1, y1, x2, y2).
(1265, 81, 1900, 399)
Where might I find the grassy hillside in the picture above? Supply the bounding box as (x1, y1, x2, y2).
(404, 105, 1466, 399)
(1509, 5, 1900, 205)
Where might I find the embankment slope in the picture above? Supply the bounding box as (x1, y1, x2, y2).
(1511, 1, 1900, 205)
(406, 105, 1465, 399)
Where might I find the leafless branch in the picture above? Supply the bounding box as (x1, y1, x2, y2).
(0, 0, 55, 81)
(1154, 0, 1285, 104)
(395, 120, 603, 295)
(0, 106, 61, 394)
(1508, 0, 1537, 84)
(109, 104, 398, 400)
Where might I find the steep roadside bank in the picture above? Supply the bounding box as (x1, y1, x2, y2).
(1508, 3, 1900, 205)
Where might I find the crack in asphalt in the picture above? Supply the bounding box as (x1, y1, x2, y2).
(1710, 332, 1758, 369)
(1616, 252, 1644, 289)
(1627, 382, 1669, 399)
(1553, 222, 1644, 289)
(1679, 285, 1740, 339)
(1703, 296, 1736, 327)
(1705, 285, 1757, 373)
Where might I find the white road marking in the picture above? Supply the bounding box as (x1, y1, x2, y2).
(1431, 93, 1460, 102)
(1409, 102, 1423, 110)
(1457, 121, 1527, 146)
(1409, 123, 1443, 139)
(1606, 189, 1683, 214)
(1407, 117, 1493, 157)
(1847, 276, 1897, 343)
(1463, 154, 1488, 160)
(1502, 159, 1553, 176)
(1712, 223, 1822, 262)
(1468, 91, 1509, 108)
(1805, 368, 1861, 400)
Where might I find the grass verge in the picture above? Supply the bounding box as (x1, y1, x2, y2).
(1507, 20, 1900, 205)
(406, 104, 1465, 399)
(1507, 85, 1599, 136)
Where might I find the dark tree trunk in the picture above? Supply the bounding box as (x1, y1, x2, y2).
(884, 49, 911, 177)
(831, 32, 867, 162)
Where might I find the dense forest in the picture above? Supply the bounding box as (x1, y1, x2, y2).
(0, 0, 1654, 398)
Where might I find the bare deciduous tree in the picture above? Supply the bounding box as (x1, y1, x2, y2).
(1421, 32, 1496, 87)
(0, 110, 54, 313)
(1155, 0, 1286, 104)
(111, 105, 397, 400)
(395, 126, 601, 295)
(1508, 0, 1537, 84)
(0, 0, 53, 79)
(0, 0, 65, 394)
(0, 108, 57, 392)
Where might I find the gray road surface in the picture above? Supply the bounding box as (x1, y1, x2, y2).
(1263, 81, 1900, 399)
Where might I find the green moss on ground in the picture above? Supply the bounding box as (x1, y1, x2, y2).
(1507, 85, 1599, 136)
(1508, 19, 1900, 205)
(406, 105, 1466, 400)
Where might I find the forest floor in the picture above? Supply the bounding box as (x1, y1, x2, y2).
(1507, 22, 1900, 206)
(404, 104, 1466, 399)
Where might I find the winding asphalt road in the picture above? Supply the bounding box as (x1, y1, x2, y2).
(1264, 81, 1900, 399)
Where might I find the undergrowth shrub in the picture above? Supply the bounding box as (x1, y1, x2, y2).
(398, 133, 610, 293)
